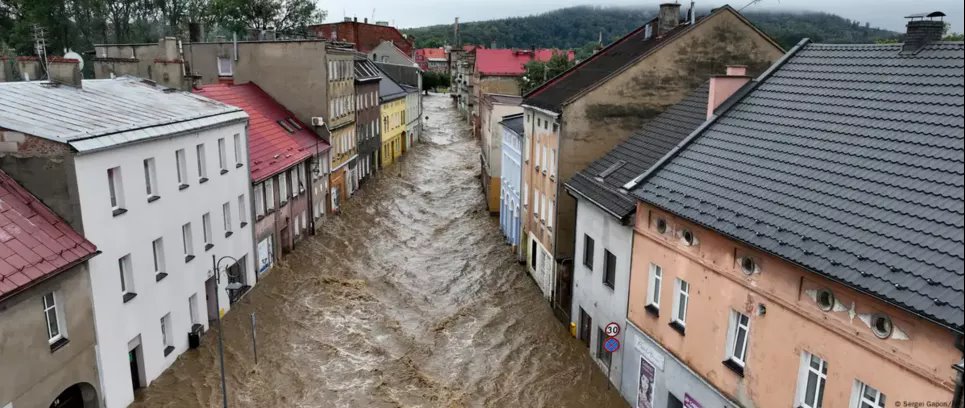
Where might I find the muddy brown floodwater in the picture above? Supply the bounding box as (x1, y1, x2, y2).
(132, 94, 628, 408)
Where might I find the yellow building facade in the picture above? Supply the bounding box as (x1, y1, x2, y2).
(379, 97, 406, 167)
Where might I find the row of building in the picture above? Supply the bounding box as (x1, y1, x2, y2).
(0, 20, 426, 408)
(474, 4, 964, 408)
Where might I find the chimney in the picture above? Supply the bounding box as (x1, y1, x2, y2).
(159, 37, 179, 60)
(344, 17, 352, 22)
(902, 11, 946, 54)
(47, 57, 82, 88)
(706, 65, 749, 119)
(658, 3, 682, 34)
(364, 17, 368, 24)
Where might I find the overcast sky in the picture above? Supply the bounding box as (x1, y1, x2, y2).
(320, 0, 964, 33)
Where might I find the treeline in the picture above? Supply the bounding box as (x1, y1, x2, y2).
(0, 0, 326, 57)
(402, 6, 904, 52)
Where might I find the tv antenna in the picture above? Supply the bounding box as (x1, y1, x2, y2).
(32, 24, 49, 79)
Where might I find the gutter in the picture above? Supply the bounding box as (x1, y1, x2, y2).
(562, 178, 633, 224)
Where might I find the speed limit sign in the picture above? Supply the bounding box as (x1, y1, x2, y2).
(604, 322, 621, 337)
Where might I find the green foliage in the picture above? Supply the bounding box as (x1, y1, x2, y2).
(519, 51, 575, 93)
(402, 6, 903, 51)
(0, 0, 324, 61)
(422, 71, 452, 92)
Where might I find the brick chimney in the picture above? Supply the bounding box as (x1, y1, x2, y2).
(47, 57, 82, 88)
(658, 3, 682, 35)
(707, 65, 750, 119)
(902, 11, 946, 54)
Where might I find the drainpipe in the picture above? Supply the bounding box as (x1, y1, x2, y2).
(953, 333, 964, 408)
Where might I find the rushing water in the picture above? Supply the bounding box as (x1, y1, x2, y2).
(132, 94, 628, 408)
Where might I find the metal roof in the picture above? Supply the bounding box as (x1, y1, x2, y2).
(0, 76, 246, 153)
(499, 113, 524, 136)
(631, 41, 965, 332)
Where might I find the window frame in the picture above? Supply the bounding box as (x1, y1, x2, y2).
(222, 202, 232, 236)
(195, 143, 208, 181)
(646, 263, 662, 308)
(182, 222, 195, 259)
(602, 250, 616, 289)
(118, 254, 135, 299)
(582, 234, 595, 270)
(595, 326, 612, 366)
(672, 278, 689, 327)
(233, 133, 243, 167)
(217, 137, 228, 172)
(175, 149, 188, 188)
(852, 380, 886, 408)
(202, 213, 213, 248)
(152, 238, 166, 279)
(238, 194, 248, 226)
(725, 310, 750, 366)
(796, 352, 829, 408)
(107, 166, 125, 211)
(143, 158, 159, 200)
(43, 292, 66, 343)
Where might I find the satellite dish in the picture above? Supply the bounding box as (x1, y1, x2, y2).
(64, 50, 84, 71)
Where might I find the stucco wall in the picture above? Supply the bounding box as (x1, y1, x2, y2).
(73, 121, 255, 408)
(627, 202, 959, 408)
(0, 264, 101, 408)
(570, 198, 634, 389)
(0, 132, 84, 233)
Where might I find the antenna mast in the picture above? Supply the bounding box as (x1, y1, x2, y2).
(32, 24, 49, 79)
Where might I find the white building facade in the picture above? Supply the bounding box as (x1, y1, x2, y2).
(0, 76, 256, 408)
(570, 198, 633, 391)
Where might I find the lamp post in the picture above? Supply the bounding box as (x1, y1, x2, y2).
(212, 254, 239, 408)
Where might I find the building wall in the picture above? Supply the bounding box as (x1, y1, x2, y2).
(621, 323, 738, 408)
(404, 90, 421, 148)
(369, 41, 416, 66)
(93, 41, 330, 138)
(355, 80, 381, 182)
(0, 264, 101, 408)
(627, 201, 960, 408)
(0, 131, 83, 233)
(251, 161, 312, 277)
(555, 10, 784, 266)
(499, 125, 523, 251)
(570, 198, 633, 390)
(379, 98, 406, 168)
(522, 109, 561, 266)
(72, 121, 255, 408)
(309, 21, 414, 55)
(480, 101, 522, 213)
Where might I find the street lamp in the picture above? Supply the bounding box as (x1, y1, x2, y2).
(211, 254, 241, 408)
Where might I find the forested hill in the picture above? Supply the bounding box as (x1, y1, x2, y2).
(402, 6, 901, 52)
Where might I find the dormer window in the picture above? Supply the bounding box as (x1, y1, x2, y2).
(816, 288, 835, 311)
(871, 314, 893, 339)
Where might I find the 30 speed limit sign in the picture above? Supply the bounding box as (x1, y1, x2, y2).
(604, 322, 621, 337)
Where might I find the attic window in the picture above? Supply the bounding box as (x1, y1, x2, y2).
(871, 314, 893, 339)
(816, 289, 835, 311)
(681, 229, 697, 246)
(655, 218, 668, 234)
(598, 160, 627, 179)
(740, 257, 758, 275)
(286, 117, 303, 130)
(277, 120, 295, 134)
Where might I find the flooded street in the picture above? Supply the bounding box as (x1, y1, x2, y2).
(132, 94, 628, 408)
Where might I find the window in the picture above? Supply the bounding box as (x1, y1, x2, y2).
(671, 278, 689, 330)
(547, 200, 554, 228)
(596, 327, 611, 366)
(583, 234, 595, 270)
(602, 250, 616, 289)
(740, 257, 758, 275)
(152, 238, 166, 280)
(182, 222, 195, 261)
(796, 352, 828, 408)
(726, 310, 750, 367)
(202, 213, 213, 250)
(238, 194, 248, 226)
(223, 202, 232, 237)
(646, 263, 662, 309)
(279, 172, 288, 204)
(254, 183, 265, 217)
(681, 229, 696, 246)
(579, 308, 592, 347)
(119, 254, 135, 302)
(853, 381, 886, 408)
(196, 143, 208, 182)
(160, 313, 174, 356)
(217, 57, 232, 76)
(655, 218, 668, 234)
(107, 166, 125, 213)
(548, 149, 556, 177)
(43, 292, 65, 344)
(296, 163, 305, 193)
(189, 294, 200, 325)
(217, 138, 227, 173)
(233, 133, 243, 167)
(265, 178, 275, 211)
(141, 159, 160, 202)
(870, 314, 893, 339)
(175, 149, 188, 189)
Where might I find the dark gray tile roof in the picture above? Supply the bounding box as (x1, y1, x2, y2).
(377, 65, 407, 102)
(630, 41, 965, 331)
(564, 82, 710, 220)
(500, 113, 524, 136)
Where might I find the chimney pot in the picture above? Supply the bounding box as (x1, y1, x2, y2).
(658, 3, 682, 35)
(707, 66, 751, 119)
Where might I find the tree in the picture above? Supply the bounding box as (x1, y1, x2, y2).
(519, 51, 575, 94)
(208, 0, 326, 35)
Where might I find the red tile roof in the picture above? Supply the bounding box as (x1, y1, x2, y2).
(415, 48, 448, 71)
(474, 49, 575, 76)
(0, 170, 97, 301)
(194, 83, 330, 183)
(309, 22, 414, 55)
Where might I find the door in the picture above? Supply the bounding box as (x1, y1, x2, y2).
(128, 347, 142, 390)
(205, 276, 218, 321)
(579, 307, 592, 348)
